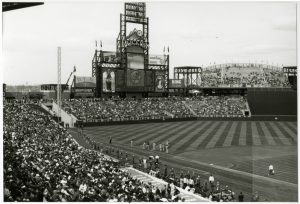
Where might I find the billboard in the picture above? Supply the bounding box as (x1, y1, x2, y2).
(125, 3, 146, 23)
(102, 70, 115, 92)
(116, 70, 125, 91)
(169, 79, 184, 88)
(75, 76, 96, 88)
(127, 69, 144, 87)
(127, 53, 144, 69)
(145, 70, 154, 87)
(102, 51, 119, 63)
(149, 55, 167, 65)
(155, 71, 165, 92)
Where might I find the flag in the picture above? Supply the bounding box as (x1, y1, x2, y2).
(100, 41, 102, 48)
(167, 46, 169, 53)
(73, 66, 76, 72)
(96, 40, 97, 48)
(163, 46, 165, 52)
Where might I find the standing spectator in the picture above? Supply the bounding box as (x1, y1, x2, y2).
(164, 165, 168, 179)
(155, 155, 159, 164)
(143, 157, 147, 170)
(238, 192, 244, 202)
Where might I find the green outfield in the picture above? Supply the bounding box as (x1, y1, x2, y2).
(83, 121, 297, 183)
(71, 120, 298, 201)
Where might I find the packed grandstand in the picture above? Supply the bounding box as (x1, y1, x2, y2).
(4, 101, 238, 202)
(60, 96, 248, 122)
(201, 65, 290, 88)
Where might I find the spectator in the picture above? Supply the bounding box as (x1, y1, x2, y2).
(238, 192, 244, 202)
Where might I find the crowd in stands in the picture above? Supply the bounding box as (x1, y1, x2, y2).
(3, 101, 186, 202)
(90, 138, 238, 202)
(201, 68, 222, 87)
(61, 95, 248, 122)
(263, 69, 290, 87)
(201, 66, 290, 88)
(62, 97, 194, 122)
(185, 95, 247, 117)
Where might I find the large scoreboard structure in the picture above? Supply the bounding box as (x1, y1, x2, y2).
(92, 2, 169, 98)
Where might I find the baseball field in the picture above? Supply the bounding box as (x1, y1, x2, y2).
(69, 120, 298, 201)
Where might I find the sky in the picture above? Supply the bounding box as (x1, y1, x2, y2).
(2, 1, 297, 85)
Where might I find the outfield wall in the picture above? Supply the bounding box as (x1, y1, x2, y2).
(247, 88, 297, 116)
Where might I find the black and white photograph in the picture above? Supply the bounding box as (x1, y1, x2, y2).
(2, 1, 298, 202)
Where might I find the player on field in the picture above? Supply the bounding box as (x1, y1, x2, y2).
(130, 139, 133, 147)
(143, 142, 146, 150)
(268, 164, 275, 176)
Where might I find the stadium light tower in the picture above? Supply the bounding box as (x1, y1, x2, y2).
(57, 47, 62, 121)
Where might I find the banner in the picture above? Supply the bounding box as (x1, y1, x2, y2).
(75, 77, 96, 88)
(116, 70, 125, 90)
(126, 69, 144, 87)
(127, 53, 144, 69)
(145, 70, 154, 87)
(155, 71, 165, 92)
(102, 51, 119, 63)
(169, 79, 184, 88)
(149, 55, 167, 65)
(102, 70, 115, 92)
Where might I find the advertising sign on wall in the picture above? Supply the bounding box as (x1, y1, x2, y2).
(75, 77, 96, 88)
(102, 70, 115, 92)
(155, 71, 165, 92)
(127, 53, 144, 69)
(149, 55, 167, 65)
(116, 70, 125, 91)
(102, 51, 119, 63)
(126, 69, 145, 87)
(169, 79, 184, 88)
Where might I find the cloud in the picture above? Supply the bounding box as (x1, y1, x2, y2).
(241, 44, 295, 55)
(272, 20, 296, 31)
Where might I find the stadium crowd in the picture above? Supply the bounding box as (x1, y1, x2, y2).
(185, 95, 247, 117)
(3, 101, 186, 202)
(201, 66, 290, 88)
(91, 140, 238, 202)
(61, 96, 248, 122)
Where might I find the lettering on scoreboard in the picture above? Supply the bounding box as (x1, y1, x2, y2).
(125, 3, 146, 23)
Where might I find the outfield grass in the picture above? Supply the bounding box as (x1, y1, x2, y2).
(82, 120, 297, 184)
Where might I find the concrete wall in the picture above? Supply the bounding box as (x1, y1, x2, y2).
(52, 102, 78, 128)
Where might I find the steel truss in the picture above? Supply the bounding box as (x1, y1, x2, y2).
(93, 2, 169, 97)
(174, 66, 202, 88)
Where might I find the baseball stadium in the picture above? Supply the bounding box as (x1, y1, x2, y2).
(3, 2, 297, 202)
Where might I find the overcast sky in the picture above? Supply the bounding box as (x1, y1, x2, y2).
(2, 1, 297, 85)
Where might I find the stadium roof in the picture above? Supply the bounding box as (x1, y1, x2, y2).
(2, 2, 43, 12)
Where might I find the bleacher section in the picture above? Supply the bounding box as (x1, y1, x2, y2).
(201, 64, 290, 88)
(58, 96, 249, 124)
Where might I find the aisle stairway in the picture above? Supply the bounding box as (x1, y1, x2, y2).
(182, 101, 198, 117)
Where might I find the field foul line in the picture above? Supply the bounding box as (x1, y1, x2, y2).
(173, 155, 297, 188)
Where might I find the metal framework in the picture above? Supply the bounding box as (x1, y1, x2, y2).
(174, 66, 202, 88)
(57, 47, 62, 119)
(92, 2, 169, 97)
